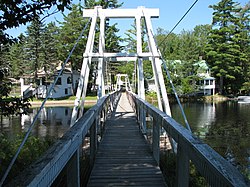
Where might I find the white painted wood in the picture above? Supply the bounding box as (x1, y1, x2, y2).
(97, 16, 105, 99)
(71, 7, 98, 126)
(85, 52, 158, 58)
(83, 7, 159, 18)
(144, 15, 172, 116)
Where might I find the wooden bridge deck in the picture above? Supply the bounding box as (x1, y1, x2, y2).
(87, 93, 167, 187)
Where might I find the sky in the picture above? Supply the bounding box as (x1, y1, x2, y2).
(5, 0, 249, 38)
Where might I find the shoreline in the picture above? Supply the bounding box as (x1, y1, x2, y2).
(30, 100, 97, 107)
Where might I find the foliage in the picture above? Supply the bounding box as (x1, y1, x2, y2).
(43, 22, 60, 75)
(121, 19, 153, 91)
(205, 0, 250, 95)
(25, 17, 45, 83)
(0, 0, 72, 44)
(57, 4, 87, 70)
(156, 25, 211, 95)
(6, 34, 27, 78)
(0, 68, 31, 117)
(0, 133, 55, 184)
(160, 151, 208, 187)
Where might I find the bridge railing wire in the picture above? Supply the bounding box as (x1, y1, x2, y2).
(0, 17, 92, 186)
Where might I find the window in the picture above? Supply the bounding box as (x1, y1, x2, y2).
(67, 76, 72, 84)
(65, 88, 68, 95)
(205, 80, 209, 85)
(56, 77, 62, 85)
(42, 77, 46, 85)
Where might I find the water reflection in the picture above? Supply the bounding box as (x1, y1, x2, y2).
(171, 102, 216, 136)
(171, 101, 250, 178)
(1, 107, 73, 139)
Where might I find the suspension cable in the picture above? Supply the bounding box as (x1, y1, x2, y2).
(147, 0, 200, 132)
(161, 58, 192, 132)
(149, 25, 192, 133)
(0, 17, 92, 186)
(158, 0, 199, 47)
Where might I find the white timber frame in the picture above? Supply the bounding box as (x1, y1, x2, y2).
(115, 74, 132, 91)
(71, 6, 172, 126)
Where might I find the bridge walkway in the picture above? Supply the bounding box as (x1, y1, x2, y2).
(87, 93, 167, 186)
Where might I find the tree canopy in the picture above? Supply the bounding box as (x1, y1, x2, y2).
(0, 0, 73, 44)
(205, 0, 250, 94)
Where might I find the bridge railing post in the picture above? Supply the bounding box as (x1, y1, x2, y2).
(90, 116, 98, 166)
(176, 139, 190, 187)
(152, 115, 160, 164)
(66, 149, 80, 187)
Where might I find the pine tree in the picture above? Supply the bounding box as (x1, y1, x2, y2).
(7, 34, 27, 78)
(43, 22, 59, 77)
(237, 2, 250, 94)
(25, 17, 45, 86)
(57, 4, 87, 70)
(205, 0, 248, 95)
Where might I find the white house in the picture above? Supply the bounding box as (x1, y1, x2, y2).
(20, 64, 80, 99)
(194, 60, 215, 96)
(146, 60, 215, 96)
(147, 77, 157, 92)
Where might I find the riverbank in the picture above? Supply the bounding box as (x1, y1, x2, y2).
(30, 100, 97, 107)
(30, 94, 232, 107)
(146, 94, 230, 104)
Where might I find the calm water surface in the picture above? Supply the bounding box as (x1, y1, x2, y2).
(1, 101, 249, 177)
(171, 101, 250, 177)
(0, 107, 73, 139)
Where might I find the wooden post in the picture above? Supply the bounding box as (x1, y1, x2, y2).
(176, 140, 189, 187)
(67, 149, 80, 187)
(90, 118, 98, 166)
(152, 117, 160, 164)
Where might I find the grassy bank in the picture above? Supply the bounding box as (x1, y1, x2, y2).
(30, 96, 97, 107)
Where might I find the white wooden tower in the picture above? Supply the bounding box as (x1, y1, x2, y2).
(71, 6, 172, 126)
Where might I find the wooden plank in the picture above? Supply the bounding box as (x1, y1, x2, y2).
(87, 93, 167, 187)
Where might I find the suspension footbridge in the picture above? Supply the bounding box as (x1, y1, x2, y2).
(1, 6, 249, 187)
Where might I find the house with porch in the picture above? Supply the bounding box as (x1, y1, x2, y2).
(147, 60, 215, 96)
(20, 63, 80, 99)
(194, 60, 215, 96)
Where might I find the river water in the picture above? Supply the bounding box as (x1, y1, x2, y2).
(0, 107, 73, 140)
(171, 101, 250, 178)
(0, 101, 249, 178)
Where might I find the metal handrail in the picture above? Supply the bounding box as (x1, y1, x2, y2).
(127, 91, 249, 187)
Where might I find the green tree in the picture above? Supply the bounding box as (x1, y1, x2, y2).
(25, 17, 45, 87)
(57, 4, 87, 70)
(156, 28, 180, 60)
(193, 24, 212, 59)
(0, 0, 73, 44)
(43, 22, 60, 76)
(122, 19, 153, 83)
(205, 0, 249, 94)
(237, 2, 250, 94)
(7, 34, 27, 78)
